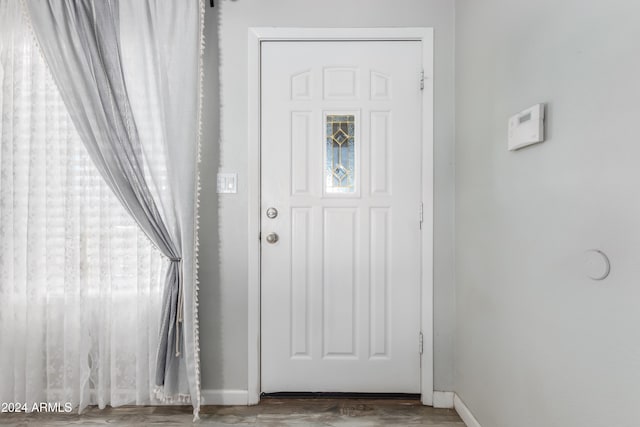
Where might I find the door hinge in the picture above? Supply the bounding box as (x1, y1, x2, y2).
(420, 70, 425, 90)
(419, 202, 424, 229)
(419, 332, 424, 355)
(258, 232, 261, 241)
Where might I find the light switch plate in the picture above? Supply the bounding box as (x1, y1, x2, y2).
(217, 173, 237, 194)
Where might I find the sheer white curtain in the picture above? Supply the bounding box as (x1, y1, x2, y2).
(23, 0, 204, 412)
(0, 0, 165, 411)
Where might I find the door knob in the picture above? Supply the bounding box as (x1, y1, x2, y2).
(266, 207, 278, 219)
(265, 233, 279, 244)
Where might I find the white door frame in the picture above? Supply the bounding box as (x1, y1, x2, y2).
(247, 27, 434, 406)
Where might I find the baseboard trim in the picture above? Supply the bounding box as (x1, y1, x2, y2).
(201, 389, 248, 405)
(432, 391, 454, 408)
(453, 394, 482, 427)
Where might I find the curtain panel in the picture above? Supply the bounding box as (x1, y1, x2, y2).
(0, 0, 165, 411)
(24, 0, 205, 413)
(0, 0, 204, 416)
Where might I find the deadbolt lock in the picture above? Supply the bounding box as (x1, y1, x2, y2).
(266, 207, 278, 219)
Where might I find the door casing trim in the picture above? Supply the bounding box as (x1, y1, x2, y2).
(247, 27, 434, 406)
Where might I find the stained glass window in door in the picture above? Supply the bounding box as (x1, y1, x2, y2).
(325, 114, 356, 193)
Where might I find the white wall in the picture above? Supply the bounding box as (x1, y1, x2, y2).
(455, 0, 640, 426)
(198, 0, 456, 393)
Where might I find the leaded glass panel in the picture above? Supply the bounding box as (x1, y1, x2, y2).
(325, 114, 355, 193)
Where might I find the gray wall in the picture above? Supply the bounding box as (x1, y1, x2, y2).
(455, 0, 640, 426)
(199, 0, 456, 392)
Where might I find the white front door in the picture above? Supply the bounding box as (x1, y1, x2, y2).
(261, 40, 423, 393)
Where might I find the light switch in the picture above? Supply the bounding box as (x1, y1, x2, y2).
(217, 173, 237, 194)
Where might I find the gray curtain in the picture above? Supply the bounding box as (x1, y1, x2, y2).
(25, 0, 201, 408)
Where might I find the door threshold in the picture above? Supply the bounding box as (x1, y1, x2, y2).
(261, 392, 420, 400)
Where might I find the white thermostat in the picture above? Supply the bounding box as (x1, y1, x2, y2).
(508, 103, 545, 151)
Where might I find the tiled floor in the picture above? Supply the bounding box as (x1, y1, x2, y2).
(0, 398, 465, 426)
